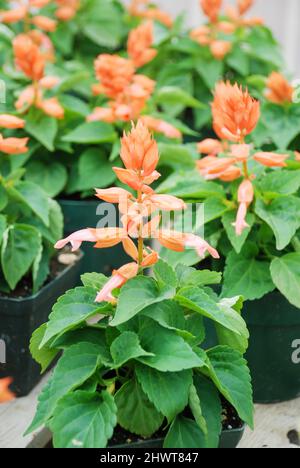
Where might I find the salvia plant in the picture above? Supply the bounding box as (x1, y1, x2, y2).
(0, 377, 14, 403)
(27, 121, 253, 448)
(159, 81, 300, 309)
(0, 114, 63, 293)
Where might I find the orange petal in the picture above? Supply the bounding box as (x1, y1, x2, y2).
(95, 187, 133, 204)
(32, 16, 57, 33)
(122, 237, 139, 261)
(0, 114, 25, 129)
(0, 378, 15, 403)
(197, 139, 223, 155)
(237, 179, 254, 204)
(0, 137, 29, 155)
(38, 97, 64, 119)
(253, 152, 288, 167)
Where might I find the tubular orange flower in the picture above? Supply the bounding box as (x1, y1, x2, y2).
(233, 179, 254, 235)
(31, 15, 57, 32)
(200, 0, 222, 23)
(0, 115, 25, 129)
(141, 116, 182, 139)
(265, 72, 294, 105)
(127, 21, 157, 68)
(210, 40, 232, 60)
(0, 136, 29, 155)
(237, 0, 254, 15)
(212, 81, 260, 142)
(55, 120, 219, 303)
(38, 97, 64, 119)
(0, 378, 15, 403)
(55, 0, 80, 21)
(197, 138, 224, 155)
(13, 34, 45, 82)
(129, 0, 173, 28)
(253, 152, 288, 167)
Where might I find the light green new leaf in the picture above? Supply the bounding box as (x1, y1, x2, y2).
(215, 297, 249, 354)
(176, 264, 222, 287)
(153, 259, 178, 289)
(255, 196, 300, 250)
(110, 276, 175, 327)
(81, 272, 107, 291)
(270, 253, 300, 308)
(204, 346, 253, 428)
(157, 170, 224, 199)
(51, 391, 117, 448)
(154, 86, 203, 109)
(115, 379, 164, 438)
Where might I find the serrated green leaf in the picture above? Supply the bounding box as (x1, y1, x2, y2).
(136, 364, 192, 423)
(51, 391, 117, 448)
(176, 264, 222, 287)
(258, 170, 300, 198)
(81, 272, 107, 291)
(110, 332, 153, 368)
(164, 416, 207, 448)
(30, 324, 59, 374)
(188, 384, 207, 435)
(115, 379, 164, 438)
(222, 210, 254, 254)
(215, 297, 249, 354)
(153, 259, 178, 289)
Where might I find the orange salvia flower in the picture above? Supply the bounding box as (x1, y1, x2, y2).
(265, 72, 294, 105)
(212, 81, 260, 142)
(233, 179, 254, 235)
(0, 115, 25, 129)
(13, 34, 45, 82)
(210, 40, 232, 60)
(197, 138, 224, 155)
(0, 378, 15, 403)
(0, 136, 29, 155)
(141, 116, 182, 139)
(200, 0, 222, 23)
(237, 0, 254, 15)
(55, 0, 80, 21)
(94, 55, 135, 100)
(253, 152, 288, 167)
(128, 21, 157, 68)
(32, 15, 57, 32)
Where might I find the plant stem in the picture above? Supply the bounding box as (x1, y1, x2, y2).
(137, 187, 144, 271)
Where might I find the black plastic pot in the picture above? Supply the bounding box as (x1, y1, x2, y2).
(0, 254, 83, 397)
(243, 291, 300, 404)
(59, 199, 130, 276)
(111, 425, 245, 449)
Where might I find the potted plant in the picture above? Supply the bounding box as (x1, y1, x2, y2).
(26, 120, 253, 448)
(158, 80, 300, 403)
(0, 114, 82, 396)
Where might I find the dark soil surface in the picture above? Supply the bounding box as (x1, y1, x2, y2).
(0, 249, 80, 299)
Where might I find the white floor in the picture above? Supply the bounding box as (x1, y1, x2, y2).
(0, 373, 299, 448)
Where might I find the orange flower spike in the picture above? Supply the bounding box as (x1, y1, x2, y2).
(94, 55, 135, 100)
(87, 107, 116, 124)
(212, 81, 260, 143)
(0, 115, 25, 129)
(95, 187, 134, 204)
(0, 6, 27, 24)
(127, 21, 157, 68)
(0, 378, 15, 403)
(200, 0, 223, 23)
(265, 72, 294, 105)
(253, 152, 288, 168)
(13, 34, 45, 82)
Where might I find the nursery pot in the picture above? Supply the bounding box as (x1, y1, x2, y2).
(243, 291, 300, 404)
(0, 253, 83, 397)
(111, 426, 245, 449)
(59, 199, 130, 276)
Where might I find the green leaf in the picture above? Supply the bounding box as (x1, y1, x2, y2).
(115, 379, 164, 437)
(14, 181, 50, 226)
(157, 170, 224, 199)
(258, 170, 300, 198)
(51, 391, 117, 448)
(255, 196, 300, 250)
(110, 276, 175, 327)
(196, 58, 223, 89)
(262, 103, 300, 150)
(193, 374, 222, 448)
(136, 364, 192, 423)
(40, 287, 111, 347)
(153, 259, 178, 289)
(1, 224, 41, 290)
(204, 346, 253, 428)
(30, 324, 59, 374)
(0, 184, 8, 211)
(154, 86, 203, 109)
(137, 320, 205, 372)
(25, 161, 67, 198)
(226, 45, 249, 76)
(188, 384, 207, 435)
(215, 297, 249, 354)
(32, 244, 50, 294)
(0, 215, 7, 245)
(203, 197, 228, 224)
(62, 122, 116, 144)
(26, 342, 104, 434)
(176, 264, 222, 287)
(164, 416, 207, 448)
(48, 199, 64, 242)
(222, 244, 275, 301)
(222, 211, 255, 254)
(270, 253, 300, 308)
(25, 110, 58, 151)
(158, 144, 195, 169)
(75, 148, 116, 191)
(141, 300, 186, 333)
(81, 272, 107, 291)
(175, 287, 243, 334)
(110, 332, 153, 368)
